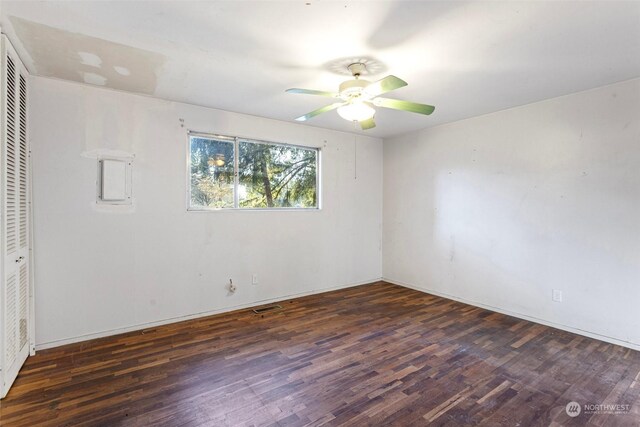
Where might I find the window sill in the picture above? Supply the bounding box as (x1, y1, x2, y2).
(187, 207, 322, 212)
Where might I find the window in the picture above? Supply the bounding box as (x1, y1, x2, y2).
(189, 133, 319, 210)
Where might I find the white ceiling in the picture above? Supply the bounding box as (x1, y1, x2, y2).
(1, 1, 639, 138)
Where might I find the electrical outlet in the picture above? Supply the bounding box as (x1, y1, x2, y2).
(552, 289, 562, 302)
(252, 274, 258, 285)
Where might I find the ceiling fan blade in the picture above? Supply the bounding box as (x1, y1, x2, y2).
(362, 75, 407, 98)
(295, 102, 345, 121)
(359, 117, 376, 130)
(286, 88, 339, 98)
(373, 97, 435, 115)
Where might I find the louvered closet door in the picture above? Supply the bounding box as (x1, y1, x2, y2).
(1, 38, 29, 399)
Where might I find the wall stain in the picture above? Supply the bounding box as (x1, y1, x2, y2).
(10, 16, 165, 95)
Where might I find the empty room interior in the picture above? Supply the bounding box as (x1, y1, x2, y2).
(0, 0, 639, 426)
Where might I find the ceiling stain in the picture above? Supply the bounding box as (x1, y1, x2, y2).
(10, 16, 165, 95)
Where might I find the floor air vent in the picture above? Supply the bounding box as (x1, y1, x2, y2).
(253, 304, 283, 314)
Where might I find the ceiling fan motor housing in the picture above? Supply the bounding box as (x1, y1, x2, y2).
(339, 79, 370, 99)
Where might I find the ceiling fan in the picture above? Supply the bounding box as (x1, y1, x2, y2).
(286, 63, 435, 130)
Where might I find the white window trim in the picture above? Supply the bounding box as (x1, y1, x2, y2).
(186, 131, 322, 212)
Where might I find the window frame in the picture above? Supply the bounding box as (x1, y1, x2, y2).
(186, 131, 321, 212)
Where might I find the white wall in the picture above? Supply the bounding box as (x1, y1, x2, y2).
(383, 78, 640, 350)
(30, 77, 383, 348)
(30, 74, 640, 351)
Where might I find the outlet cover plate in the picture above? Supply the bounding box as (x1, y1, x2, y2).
(552, 289, 563, 302)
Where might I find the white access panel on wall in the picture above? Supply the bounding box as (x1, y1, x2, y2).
(98, 158, 132, 204)
(0, 35, 31, 399)
(101, 160, 126, 200)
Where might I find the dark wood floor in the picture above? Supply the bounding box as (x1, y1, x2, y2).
(0, 282, 639, 426)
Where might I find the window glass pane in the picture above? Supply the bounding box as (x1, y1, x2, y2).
(189, 136, 235, 208)
(238, 140, 317, 208)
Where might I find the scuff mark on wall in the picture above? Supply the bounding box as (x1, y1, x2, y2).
(10, 16, 165, 95)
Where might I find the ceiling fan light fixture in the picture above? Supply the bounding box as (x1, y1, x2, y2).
(337, 102, 375, 122)
(286, 62, 434, 129)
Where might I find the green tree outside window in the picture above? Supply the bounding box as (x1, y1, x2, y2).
(189, 135, 318, 209)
